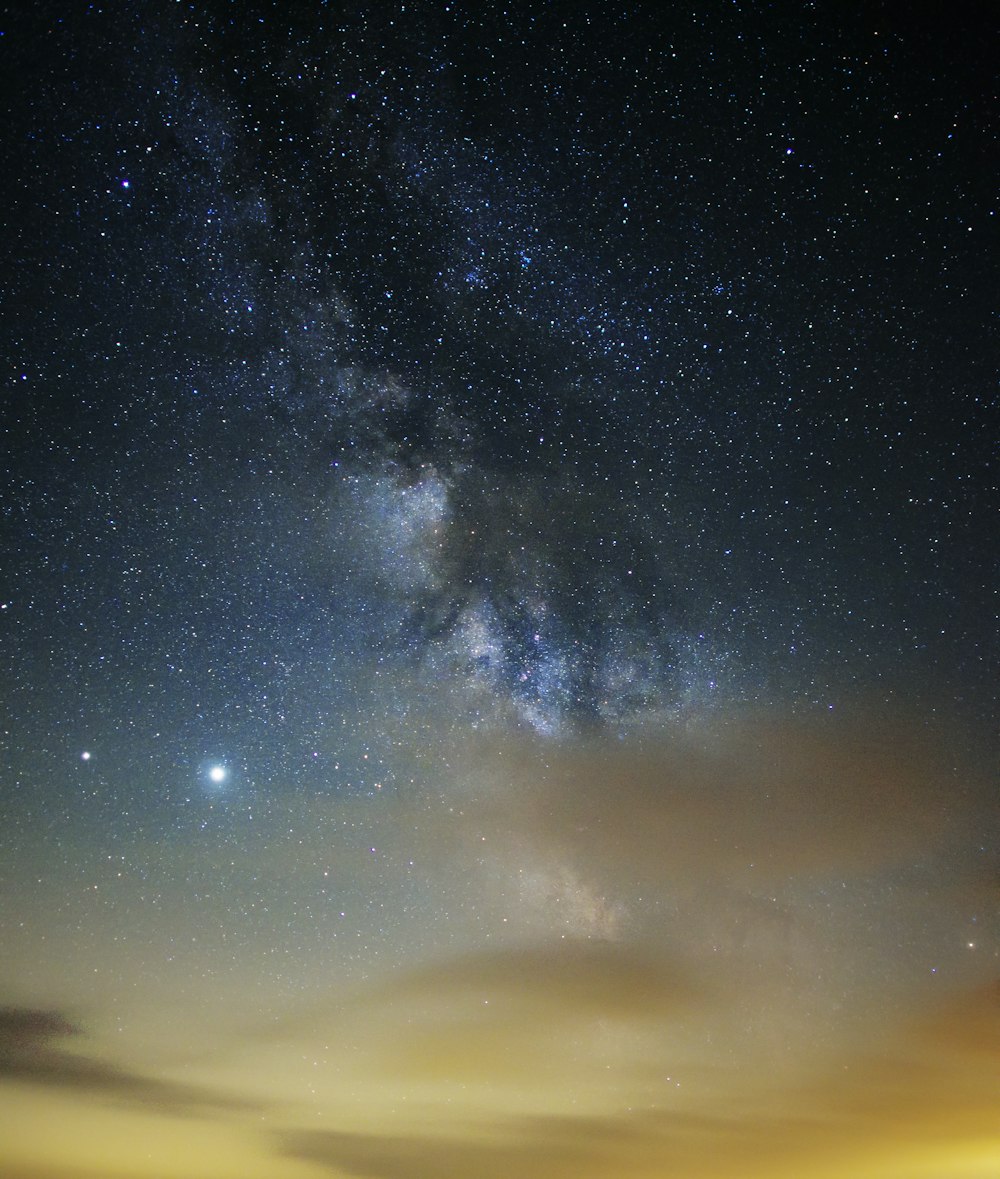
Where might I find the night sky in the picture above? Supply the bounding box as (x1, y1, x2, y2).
(1, 3, 998, 1177)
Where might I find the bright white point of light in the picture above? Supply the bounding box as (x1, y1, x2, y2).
(81, 751, 91, 761)
(208, 765, 227, 783)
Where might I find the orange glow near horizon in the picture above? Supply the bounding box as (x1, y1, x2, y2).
(2, 712, 996, 1179)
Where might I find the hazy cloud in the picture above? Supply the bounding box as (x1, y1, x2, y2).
(294, 939, 696, 1091)
(368, 939, 693, 1019)
(453, 708, 975, 889)
(281, 1114, 642, 1179)
(282, 981, 1000, 1179)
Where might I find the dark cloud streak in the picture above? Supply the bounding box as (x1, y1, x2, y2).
(0, 1007, 259, 1117)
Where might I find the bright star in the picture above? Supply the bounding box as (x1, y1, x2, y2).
(208, 764, 227, 784)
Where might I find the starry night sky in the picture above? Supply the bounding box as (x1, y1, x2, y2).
(1, 3, 998, 1178)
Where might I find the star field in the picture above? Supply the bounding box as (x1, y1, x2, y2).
(1, 3, 998, 1178)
